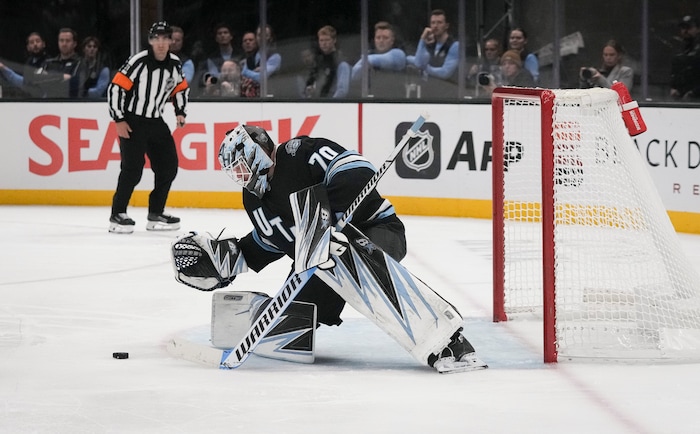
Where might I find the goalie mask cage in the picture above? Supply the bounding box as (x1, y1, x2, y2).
(491, 86, 700, 363)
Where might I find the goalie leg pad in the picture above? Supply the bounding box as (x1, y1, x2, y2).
(211, 291, 316, 364)
(315, 223, 464, 366)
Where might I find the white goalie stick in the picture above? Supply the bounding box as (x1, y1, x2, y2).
(218, 113, 429, 369)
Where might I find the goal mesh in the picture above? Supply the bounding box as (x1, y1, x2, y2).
(492, 87, 700, 361)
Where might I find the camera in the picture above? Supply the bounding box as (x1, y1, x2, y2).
(477, 72, 492, 86)
(203, 73, 218, 85)
(580, 68, 595, 80)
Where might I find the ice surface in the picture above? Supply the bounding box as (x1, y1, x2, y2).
(1, 205, 699, 433)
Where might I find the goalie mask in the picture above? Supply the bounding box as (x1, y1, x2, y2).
(219, 125, 275, 198)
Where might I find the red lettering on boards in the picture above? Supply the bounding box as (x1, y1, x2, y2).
(28, 115, 321, 176)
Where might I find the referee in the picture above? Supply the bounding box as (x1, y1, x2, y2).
(107, 21, 189, 234)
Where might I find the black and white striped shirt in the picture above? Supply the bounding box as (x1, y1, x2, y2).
(108, 48, 189, 121)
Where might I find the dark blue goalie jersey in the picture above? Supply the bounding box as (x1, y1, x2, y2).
(237, 136, 401, 272)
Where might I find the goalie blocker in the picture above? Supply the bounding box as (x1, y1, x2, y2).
(212, 291, 317, 364)
(166, 291, 317, 367)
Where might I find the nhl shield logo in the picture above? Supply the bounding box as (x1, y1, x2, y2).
(395, 122, 441, 179)
(402, 130, 434, 172)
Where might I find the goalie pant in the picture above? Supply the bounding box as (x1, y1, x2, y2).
(316, 223, 464, 366)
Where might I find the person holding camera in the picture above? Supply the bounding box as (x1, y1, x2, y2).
(478, 49, 535, 96)
(468, 38, 502, 96)
(203, 59, 240, 97)
(579, 39, 634, 90)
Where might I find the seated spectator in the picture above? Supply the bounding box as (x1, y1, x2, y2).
(351, 21, 406, 98)
(296, 47, 318, 97)
(468, 38, 503, 90)
(205, 23, 241, 78)
(203, 59, 240, 97)
(670, 15, 700, 100)
(351, 21, 406, 79)
(0, 31, 50, 97)
(170, 25, 195, 84)
(406, 9, 459, 98)
(579, 39, 634, 91)
(508, 27, 539, 83)
(78, 36, 111, 98)
(304, 25, 350, 98)
(42, 27, 82, 98)
(240, 25, 282, 97)
(478, 49, 535, 96)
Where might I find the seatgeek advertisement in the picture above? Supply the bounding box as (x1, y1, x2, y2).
(0, 101, 698, 226)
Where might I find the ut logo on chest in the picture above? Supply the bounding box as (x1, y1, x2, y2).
(252, 208, 293, 242)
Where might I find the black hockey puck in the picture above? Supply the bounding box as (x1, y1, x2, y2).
(112, 352, 129, 359)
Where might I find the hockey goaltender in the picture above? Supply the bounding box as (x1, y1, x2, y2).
(171, 124, 488, 374)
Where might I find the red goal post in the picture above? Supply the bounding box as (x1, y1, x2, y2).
(491, 86, 700, 363)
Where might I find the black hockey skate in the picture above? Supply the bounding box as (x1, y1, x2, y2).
(109, 213, 135, 234)
(428, 329, 488, 374)
(146, 213, 181, 231)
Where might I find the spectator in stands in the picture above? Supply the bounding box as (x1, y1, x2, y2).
(241, 31, 257, 61)
(203, 59, 241, 97)
(304, 25, 350, 98)
(406, 9, 459, 98)
(189, 23, 238, 98)
(170, 26, 195, 84)
(579, 39, 634, 91)
(499, 50, 535, 87)
(351, 21, 405, 97)
(78, 36, 111, 98)
(41, 27, 82, 98)
(478, 49, 535, 96)
(468, 38, 502, 90)
(0, 31, 50, 97)
(670, 15, 700, 101)
(296, 46, 317, 97)
(240, 25, 282, 97)
(205, 23, 240, 79)
(351, 21, 406, 80)
(508, 27, 539, 83)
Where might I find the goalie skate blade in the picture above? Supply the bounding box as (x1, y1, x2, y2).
(146, 221, 181, 231)
(109, 223, 134, 234)
(434, 355, 489, 374)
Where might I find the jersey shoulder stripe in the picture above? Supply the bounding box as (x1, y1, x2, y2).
(324, 151, 375, 184)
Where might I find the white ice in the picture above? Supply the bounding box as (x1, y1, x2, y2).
(2, 205, 699, 434)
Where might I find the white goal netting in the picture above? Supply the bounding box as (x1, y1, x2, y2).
(494, 87, 700, 361)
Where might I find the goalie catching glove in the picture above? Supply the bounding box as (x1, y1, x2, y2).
(171, 231, 248, 291)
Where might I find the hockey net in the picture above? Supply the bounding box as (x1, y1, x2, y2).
(491, 87, 700, 362)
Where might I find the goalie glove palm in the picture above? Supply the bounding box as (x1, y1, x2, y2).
(171, 232, 248, 291)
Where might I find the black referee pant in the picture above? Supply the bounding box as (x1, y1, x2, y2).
(111, 114, 178, 216)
